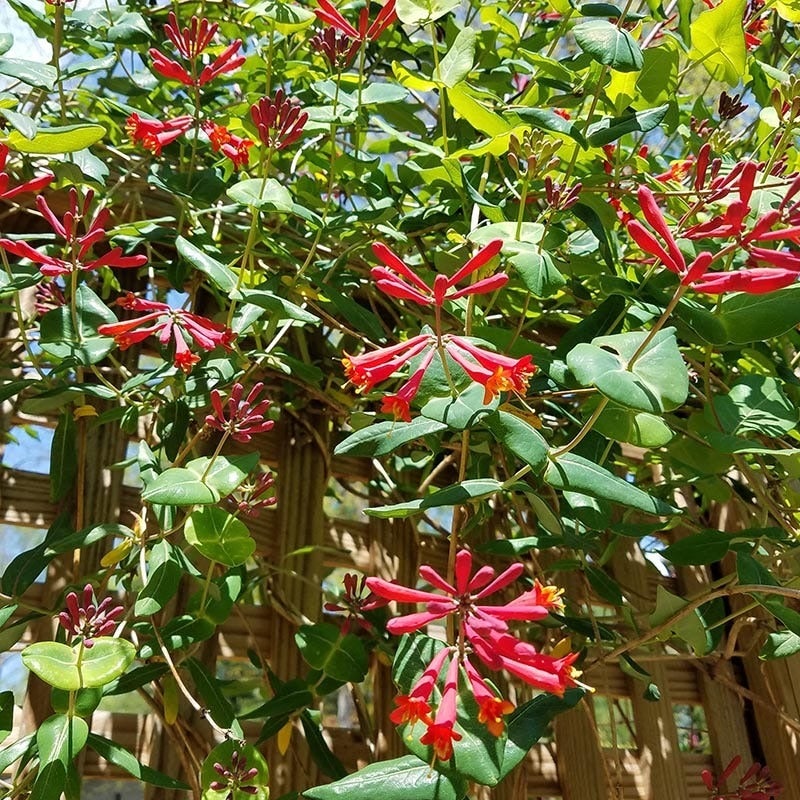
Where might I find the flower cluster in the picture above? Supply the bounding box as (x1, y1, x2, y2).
(627, 159, 800, 294)
(98, 293, 235, 373)
(126, 114, 194, 157)
(309, 26, 360, 71)
(58, 584, 124, 648)
(210, 751, 259, 799)
(324, 573, 388, 634)
(315, 0, 397, 43)
(224, 470, 277, 518)
(202, 122, 254, 169)
(366, 550, 578, 760)
(250, 90, 309, 151)
(0, 144, 53, 201)
(343, 332, 535, 420)
(342, 240, 536, 419)
(702, 755, 783, 799)
(149, 12, 244, 88)
(206, 382, 275, 443)
(371, 239, 508, 307)
(0, 188, 147, 277)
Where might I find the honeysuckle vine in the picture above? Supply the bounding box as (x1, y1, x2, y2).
(1, 0, 799, 798)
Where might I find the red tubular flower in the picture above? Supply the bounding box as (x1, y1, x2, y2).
(149, 12, 244, 87)
(0, 144, 53, 201)
(205, 382, 275, 442)
(692, 267, 799, 294)
(419, 655, 462, 761)
(444, 336, 535, 403)
(316, 0, 397, 42)
(371, 240, 507, 307)
(465, 659, 514, 736)
(342, 333, 434, 393)
(202, 123, 254, 169)
(126, 113, 194, 156)
(58, 584, 124, 648)
(250, 90, 309, 151)
(380, 347, 437, 422)
(0, 188, 147, 277)
(390, 646, 450, 727)
(309, 27, 360, 70)
(98, 293, 235, 373)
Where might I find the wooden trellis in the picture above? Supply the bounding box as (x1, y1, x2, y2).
(3, 413, 800, 799)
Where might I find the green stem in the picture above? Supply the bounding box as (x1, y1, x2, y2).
(52, 3, 67, 124)
(429, 24, 449, 157)
(515, 176, 530, 241)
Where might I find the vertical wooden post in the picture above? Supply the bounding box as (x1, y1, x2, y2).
(611, 541, 690, 800)
(267, 411, 330, 796)
(671, 525, 754, 775)
(370, 515, 419, 761)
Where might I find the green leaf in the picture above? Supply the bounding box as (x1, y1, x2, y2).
(301, 710, 348, 779)
(395, 0, 461, 24)
(567, 328, 688, 413)
(0, 34, 12, 56)
(31, 715, 88, 800)
(508, 107, 588, 147)
(545, 452, 678, 516)
(689, 0, 747, 85)
(649, 586, 711, 655)
(22, 638, 136, 690)
(0, 57, 57, 89)
(485, 411, 549, 473)
(240, 288, 318, 324)
(87, 734, 190, 789)
(242, 682, 314, 720)
(421, 383, 499, 430)
(447, 84, 510, 137)
(334, 417, 448, 457)
(201, 741, 269, 800)
(719, 284, 800, 343)
(0, 691, 13, 744)
(134, 541, 182, 616)
(359, 83, 409, 105)
(303, 755, 466, 800)
(39, 284, 116, 365)
(104, 663, 168, 696)
(50, 412, 77, 502)
(227, 178, 293, 211)
(141, 467, 218, 506)
(436, 28, 476, 87)
(176, 236, 238, 295)
(585, 565, 623, 604)
(186, 453, 259, 498)
(1, 108, 36, 140)
(244, 0, 316, 33)
(661, 530, 733, 566)
(295, 623, 368, 682)
(574, 20, 643, 72)
(499, 689, 585, 779)
(184, 506, 256, 567)
(586, 104, 669, 146)
(184, 658, 241, 733)
(0, 734, 33, 775)
(593, 403, 673, 447)
(761, 631, 800, 660)
(7, 123, 105, 154)
(514, 250, 566, 297)
(711, 376, 797, 437)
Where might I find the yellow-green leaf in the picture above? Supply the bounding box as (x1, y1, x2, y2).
(689, 0, 747, 86)
(6, 124, 105, 154)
